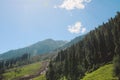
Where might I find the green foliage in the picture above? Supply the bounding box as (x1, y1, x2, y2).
(0, 53, 30, 75)
(46, 61, 56, 80)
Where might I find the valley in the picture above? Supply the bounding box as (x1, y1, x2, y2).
(0, 0, 120, 80)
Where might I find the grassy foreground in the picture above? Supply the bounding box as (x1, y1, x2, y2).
(48, 64, 118, 80)
(82, 64, 118, 80)
(3, 62, 41, 80)
(3, 63, 118, 80)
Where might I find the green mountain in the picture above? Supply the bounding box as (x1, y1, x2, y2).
(46, 35, 85, 59)
(0, 39, 67, 60)
(46, 12, 120, 80)
(62, 35, 85, 48)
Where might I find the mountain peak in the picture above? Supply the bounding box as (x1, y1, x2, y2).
(0, 39, 68, 60)
(44, 39, 54, 41)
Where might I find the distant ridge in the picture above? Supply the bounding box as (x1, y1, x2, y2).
(0, 39, 67, 60)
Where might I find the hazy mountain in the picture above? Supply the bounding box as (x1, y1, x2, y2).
(0, 39, 67, 60)
(62, 35, 85, 48)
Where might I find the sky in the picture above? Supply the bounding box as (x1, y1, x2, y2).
(0, 0, 120, 53)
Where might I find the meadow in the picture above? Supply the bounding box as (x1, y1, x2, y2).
(3, 62, 41, 80)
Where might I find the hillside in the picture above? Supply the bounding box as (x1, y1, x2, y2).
(61, 35, 85, 49)
(2, 62, 41, 80)
(46, 12, 120, 80)
(2, 61, 49, 80)
(82, 64, 118, 80)
(31, 35, 85, 61)
(0, 39, 67, 60)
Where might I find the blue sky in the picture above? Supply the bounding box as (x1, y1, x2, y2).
(0, 0, 120, 53)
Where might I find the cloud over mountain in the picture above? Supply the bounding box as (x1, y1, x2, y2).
(68, 22, 86, 34)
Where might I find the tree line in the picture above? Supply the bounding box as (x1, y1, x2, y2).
(0, 53, 30, 79)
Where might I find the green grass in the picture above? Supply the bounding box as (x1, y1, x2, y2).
(33, 74, 46, 80)
(3, 62, 41, 80)
(82, 64, 118, 80)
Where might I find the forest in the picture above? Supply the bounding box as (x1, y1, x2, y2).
(46, 12, 120, 80)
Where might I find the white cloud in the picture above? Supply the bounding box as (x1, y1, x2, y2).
(81, 27, 86, 33)
(68, 22, 86, 34)
(55, 0, 91, 10)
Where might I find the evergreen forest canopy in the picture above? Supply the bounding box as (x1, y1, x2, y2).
(46, 12, 120, 80)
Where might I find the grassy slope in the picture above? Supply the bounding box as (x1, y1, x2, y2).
(31, 64, 118, 80)
(82, 64, 118, 80)
(3, 62, 41, 80)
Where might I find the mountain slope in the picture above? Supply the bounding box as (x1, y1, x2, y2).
(62, 35, 85, 49)
(46, 12, 120, 80)
(0, 39, 67, 60)
(45, 35, 85, 60)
